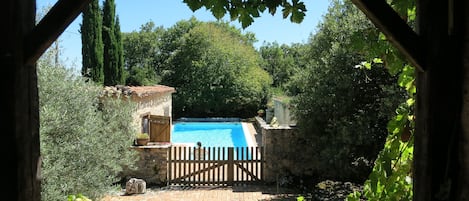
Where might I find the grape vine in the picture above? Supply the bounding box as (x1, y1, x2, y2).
(347, 63, 415, 201)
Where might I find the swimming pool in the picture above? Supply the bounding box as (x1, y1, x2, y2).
(171, 122, 253, 148)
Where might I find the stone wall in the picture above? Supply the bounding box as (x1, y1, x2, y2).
(256, 117, 316, 184)
(121, 145, 169, 186)
(132, 93, 172, 129)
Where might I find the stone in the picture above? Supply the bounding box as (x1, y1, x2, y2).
(125, 178, 146, 195)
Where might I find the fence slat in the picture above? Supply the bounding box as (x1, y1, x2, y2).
(168, 146, 263, 186)
(168, 146, 172, 184)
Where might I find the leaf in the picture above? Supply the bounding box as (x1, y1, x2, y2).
(291, 9, 305, 23)
(258, 4, 266, 12)
(373, 58, 383, 64)
(398, 65, 415, 94)
(379, 32, 387, 41)
(229, 8, 239, 21)
(247, 7, 260, 18)
(282, 6, 291, 19)
(183, 0, 203, 12)
(369, 171, 379, 192)
(265, 0, 283, 15)
(290, 0, 306, 23)
(360, 61, 372, 70)
(383, 155, 392, 176)
(211, 1, 227, 20)
(406, 98, 415, 106)
(407, 7, 416, 21)
(239, 11, 254, 28)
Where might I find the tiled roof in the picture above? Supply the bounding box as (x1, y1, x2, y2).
(102, 85, 175, 98)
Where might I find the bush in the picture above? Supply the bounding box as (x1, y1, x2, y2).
(38, 63, 138, 201)
(292, 1, 405, 182)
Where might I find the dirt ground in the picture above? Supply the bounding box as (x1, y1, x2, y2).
(100, 185, 304, 201)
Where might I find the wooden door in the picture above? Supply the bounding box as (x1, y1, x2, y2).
(149, 115, 171, 142)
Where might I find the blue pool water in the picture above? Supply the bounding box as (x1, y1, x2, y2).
(171, 122, 248, 148)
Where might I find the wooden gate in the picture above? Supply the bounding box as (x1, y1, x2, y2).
(168, 146, 264, 186)
(149, 115, 171, 142)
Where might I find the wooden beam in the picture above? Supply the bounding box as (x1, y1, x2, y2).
(351, 0, 425, 72)
(24, 0, 92, 65)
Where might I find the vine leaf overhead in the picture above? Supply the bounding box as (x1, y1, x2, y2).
(183, 0, 307, 28)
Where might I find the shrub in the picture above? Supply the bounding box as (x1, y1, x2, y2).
(38, 62, 138, 200)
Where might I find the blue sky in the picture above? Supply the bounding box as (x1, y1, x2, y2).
(37, 0, 331, 69)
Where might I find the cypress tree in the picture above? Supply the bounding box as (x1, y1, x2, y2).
(115, 15, 125, 84)
(102, 0, 118, 86)
(80, 0, 104, 84)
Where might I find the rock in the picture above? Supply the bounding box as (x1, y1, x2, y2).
(125, 178, 146, 195)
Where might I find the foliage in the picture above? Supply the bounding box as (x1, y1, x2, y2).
(292, 0, 405, 181)
(259, 42, 307, 91)
(157, 17, 202, 74)
(160, 21, 272, 118)
(103, 0, 124, 85)
(183, 0, 307, 28)
(136, 133, 150, 139)
(80, 0, 104, 84)
(67, 194, 92, 201)
(347, 68, 415, 201)
(38, 48, 138, 201)
(297, 195, 305, 201)
(346, 0, 416, 197)
(122, 21, 165, 85)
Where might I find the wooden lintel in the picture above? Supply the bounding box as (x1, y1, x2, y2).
(24, 0, 92, 65)
(351, 0, 425, 72)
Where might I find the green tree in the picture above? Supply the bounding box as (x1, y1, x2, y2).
(161, 21, 272, 118)
(292, 0, 405, 181)
(102, 0, 123, 85)
(37, 46, 137, 201)
(259, 42, 307, 91)
(157, 17, 201, 78)
(115, 15, 125, 84)
(122, 21, 165, 85)
(80, 0, 104, 84)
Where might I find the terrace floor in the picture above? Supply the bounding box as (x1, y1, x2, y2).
(100, 185, 303, 201)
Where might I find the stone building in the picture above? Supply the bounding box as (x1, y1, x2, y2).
(102, 85, 176, 185)
(102, 85, 176, 142)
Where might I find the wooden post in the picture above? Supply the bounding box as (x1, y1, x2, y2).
(460, 5, 469, 198)
(414, 0, 464, 200)
(227, 147, 234, 185)
(1, 1, 40, 200)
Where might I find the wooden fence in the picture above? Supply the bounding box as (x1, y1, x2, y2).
(168, 146, 264, 186)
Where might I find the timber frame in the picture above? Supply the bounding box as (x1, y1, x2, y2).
(2, 0, 469, 200)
